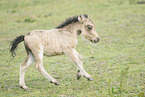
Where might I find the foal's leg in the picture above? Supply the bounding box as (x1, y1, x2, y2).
(75, 52, 83, 80)
(20, 52, 34, 90)
(34, 50, 60, 85)
(63, 48, 93, 81)
(76, 68, 82, 80)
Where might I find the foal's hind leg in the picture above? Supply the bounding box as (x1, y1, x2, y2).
(20, 52, 34, 90)
(33, 50, 60, 85)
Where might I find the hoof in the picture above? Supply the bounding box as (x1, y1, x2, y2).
(50, 81, 53, 83)
(87, 77, 93, 81)
(20, 86, 30, 91)
(76, 74, 81, 80)
(54, 82, 61, 85)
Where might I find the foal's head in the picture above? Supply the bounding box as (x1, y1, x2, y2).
(78, 15, 100, 43)
(56, 14, 100, 43)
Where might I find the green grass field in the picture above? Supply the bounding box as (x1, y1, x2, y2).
(0, 0, 145, 96)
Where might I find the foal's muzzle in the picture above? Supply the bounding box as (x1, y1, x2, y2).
(91, 37, 100, 43)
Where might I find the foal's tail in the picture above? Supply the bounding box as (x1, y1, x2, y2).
(10, 35, 25, 58)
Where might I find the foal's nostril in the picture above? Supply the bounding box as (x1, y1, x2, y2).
(97, 37, 100, 42)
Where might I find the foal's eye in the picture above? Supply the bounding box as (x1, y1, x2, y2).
(87, 25, 93, 30)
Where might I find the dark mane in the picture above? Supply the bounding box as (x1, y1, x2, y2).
(56, 14, 88, 29)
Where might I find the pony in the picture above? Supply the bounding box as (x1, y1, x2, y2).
(10, 14, 100, 90)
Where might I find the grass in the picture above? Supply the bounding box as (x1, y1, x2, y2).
(0, 0, 145, 96)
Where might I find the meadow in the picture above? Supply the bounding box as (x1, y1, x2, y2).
(0, 0, 145, 96)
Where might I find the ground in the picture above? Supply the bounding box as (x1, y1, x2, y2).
(0, 0, 145, 96)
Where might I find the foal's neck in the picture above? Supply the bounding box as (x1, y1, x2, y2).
(62, 22, 82, 37)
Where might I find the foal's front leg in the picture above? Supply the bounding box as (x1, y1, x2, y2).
(34, 51, 60, 85)
(63, 48, 93, 81)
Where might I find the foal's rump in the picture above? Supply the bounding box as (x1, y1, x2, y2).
(24, 34, 43, 54)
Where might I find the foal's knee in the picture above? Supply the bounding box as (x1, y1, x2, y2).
(35, 64, 40, 71)
(35, 61, 42, 70)
(35, 64, 43, 72)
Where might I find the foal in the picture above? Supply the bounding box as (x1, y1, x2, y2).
(10, 14, 100, 90)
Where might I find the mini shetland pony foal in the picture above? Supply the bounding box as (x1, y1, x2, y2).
(10, 14, 100, 90)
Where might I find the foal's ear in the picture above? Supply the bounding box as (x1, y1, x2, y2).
(78, 16, 85, 23)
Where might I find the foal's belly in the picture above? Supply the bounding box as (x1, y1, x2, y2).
(43, 45, 64, 56)
(44, 50, 64, 56)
